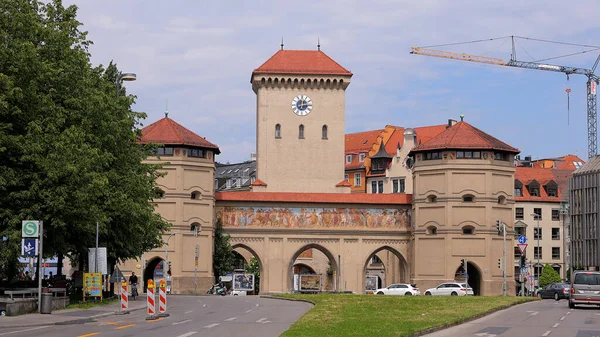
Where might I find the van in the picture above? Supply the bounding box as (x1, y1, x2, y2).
(569, 271, 600, 309)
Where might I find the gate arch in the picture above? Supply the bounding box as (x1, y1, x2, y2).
(143, 256, 164, 293)
(288, 243, 338, 292)
(362, 246, 409, 291)
(454, 261, 483, 296)
(232, 243, 264, 294)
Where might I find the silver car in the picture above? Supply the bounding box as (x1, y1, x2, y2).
(569, 271, 600, 309)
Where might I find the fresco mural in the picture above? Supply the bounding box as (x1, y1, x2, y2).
(217, 207, 411, 229)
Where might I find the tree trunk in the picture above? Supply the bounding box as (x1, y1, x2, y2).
(57, 253, 63, 277)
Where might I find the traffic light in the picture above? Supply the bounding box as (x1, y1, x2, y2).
(496, 220, 501, 234)
(497, 258, 503, 269)
(520, 255, 526, 268)
(167, 261, 172, 276)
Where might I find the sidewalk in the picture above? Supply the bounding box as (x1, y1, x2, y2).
(0, 299, 147, 328)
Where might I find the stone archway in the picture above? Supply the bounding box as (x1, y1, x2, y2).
(288, 244, 338, 293)
(232, 244, 263, 294)
(454, 261, 482, 296)
(143, 256, 164, 293)
(362, 246, 408, 292)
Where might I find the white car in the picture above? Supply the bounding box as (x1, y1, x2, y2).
(375, 283, 420, 296)
(424, 282, 474, 296)
(230, 290, 247, 296)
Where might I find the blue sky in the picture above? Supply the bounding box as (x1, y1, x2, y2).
(65, 0, 600, 163)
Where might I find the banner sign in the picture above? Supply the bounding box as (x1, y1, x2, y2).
(299, 274, 322, 292)
(233, 273, 255, 291)
(83, 272, 103, 298)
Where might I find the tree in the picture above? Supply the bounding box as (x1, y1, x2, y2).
(540, 264, 562, 288)
(246, 257, 260, 295)
(212, 218, 235, 280)
(0, 0, 169, 281)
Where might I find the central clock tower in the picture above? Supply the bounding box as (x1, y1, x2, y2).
(251, 49, 353, 193)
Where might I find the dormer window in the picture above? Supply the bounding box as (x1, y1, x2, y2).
(514, 179, 523, 197)
(544, 180, 559, 197)
(359, 153, 365, 162)
(527, 180, 540, 197)
(346, 155, 352, 164)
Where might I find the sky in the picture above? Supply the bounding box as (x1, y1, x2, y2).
(64, 0, 600, 164)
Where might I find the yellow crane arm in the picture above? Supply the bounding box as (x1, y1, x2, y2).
(410, 47, 508, 66)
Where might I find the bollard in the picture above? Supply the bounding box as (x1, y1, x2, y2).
(145, 279, 157, 320)
(118, 282, 130, 315)
(157, 279, 169, 317)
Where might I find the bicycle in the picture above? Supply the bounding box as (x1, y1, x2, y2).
(131, 283, 138, 300)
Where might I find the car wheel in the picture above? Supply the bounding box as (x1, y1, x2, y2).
(377, 291, 384, 295)
(554, 293, 559, 301)
(405, 292, 412, 296)
(234, 294, 238, 296)
(451, 292, 458, 296)
(425, 291, 432, 296)
(569, 301, 575, 309)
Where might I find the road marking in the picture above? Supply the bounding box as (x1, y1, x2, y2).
(175, 333, 198, 337)
(560, 316, 566, 321)
(205, 323, 220, 328)
(224, 317, 237, 321)
(173, 319, 192, 325)
(567, 311, 572, 315)
(202, 304, 207, 307)
(185, 310, 194, 314)
(115, 324, 135, 330)
(76, 334, 99, 337)
(529, 311, 539, 316)
(256, 303, 259, 307)
(474, 333, 495, 337)
(542, 331, 552, 337)
(552, 323, 560, 328)
(257, 318, 268, 323)
(0, 327, 48, 336)
(148, 318, 164, 323)
(104, 322, 118, 325)
(246, 309, 253, 313)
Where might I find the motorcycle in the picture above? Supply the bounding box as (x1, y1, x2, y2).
(207, 284, 227, 296)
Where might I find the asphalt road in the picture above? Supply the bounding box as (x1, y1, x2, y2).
(422, 298, 600, 337)
(0, 296, 313, 337)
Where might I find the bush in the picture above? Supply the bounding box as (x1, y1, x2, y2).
(540, 264, 562, 288)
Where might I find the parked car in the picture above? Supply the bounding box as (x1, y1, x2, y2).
(231, 290, 247, 296)
(424, 282, 473, 296)
(375, 283, 420, 296)
(538, 283, 570, 300)
(569, 271, 600, 309)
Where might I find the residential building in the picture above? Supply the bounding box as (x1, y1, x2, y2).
(344, 129, 383, 193)
(215, 155, 257, 191)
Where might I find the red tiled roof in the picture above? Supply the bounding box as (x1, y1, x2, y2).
(514, 167, 570, 203)
(252, 50, 352, 76)
(215, 191, 412, 205)
(531, 154, 585, 170)
(345, 129, 383, 170)
(413, 124, 448, 145)
(410, 122, 519, 153)
(251, 179, 267, 186)
(336, 180, 351, 187)
(140, 117, 220, 153)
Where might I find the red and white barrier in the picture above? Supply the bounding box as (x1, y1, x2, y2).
(157, 279, 169, 317)
(121, 282, 128, 310)
(147, 281, 155, 317)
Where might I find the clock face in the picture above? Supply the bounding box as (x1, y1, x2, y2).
(291, 94, 313, 116)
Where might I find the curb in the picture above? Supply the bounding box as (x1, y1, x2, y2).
(259, 295, 316, 306)
(0, 306, 147, 329)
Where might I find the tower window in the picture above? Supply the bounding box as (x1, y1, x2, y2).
(322, 125, 328, 139)
(427, 226, 437, 235)
(275, 124, 281, 138)
(462, 195, 474, 202)
(299, 124, 304, 139)
(427, 195, 437, 203)
(462, 226, 474, 235)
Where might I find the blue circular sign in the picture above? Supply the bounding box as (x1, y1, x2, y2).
(518, 236, 527, 244)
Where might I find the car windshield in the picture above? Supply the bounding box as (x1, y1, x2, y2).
(574, 273, 600, 285)
(461, 283, 472, 289)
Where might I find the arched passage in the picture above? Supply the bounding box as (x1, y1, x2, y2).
(288, 244, 338, 293)
(232, 244, 263, 295)
(143, 256, 164, 293)
(454, 261, 482, 296)
(363, 246, 408, 293)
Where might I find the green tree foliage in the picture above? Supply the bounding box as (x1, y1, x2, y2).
(213, 218, 235, 280)
(246, 257, 260, 295)
(0, 0, 169, 281)
(540, 264, 562, 288)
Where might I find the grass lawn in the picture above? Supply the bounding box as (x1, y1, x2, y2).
(65, 297, 117, 310)
(278, 294, 536, 337)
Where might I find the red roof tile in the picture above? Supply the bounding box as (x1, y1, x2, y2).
(252, 50, 352, 76)
(251, 179, 267, 186)
(140, 117, 220, 153)
(336, 180, 351, 187)
(345, 129, 383, 170)
(413, 125, 448, 145)
(215, 191, 412, 205)
(410, 122, 519, 153)
(514, 167, 571, 203)
(531, 154, 585, 170)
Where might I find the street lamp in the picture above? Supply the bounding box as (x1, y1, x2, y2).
(531, 213, 541, 291)
(116, 72, 137, 98)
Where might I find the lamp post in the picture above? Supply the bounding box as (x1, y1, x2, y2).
(116, 72, 137, 98)
(531, 213, 541, 290)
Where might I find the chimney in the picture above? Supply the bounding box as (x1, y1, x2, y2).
(250, 152, 257, 161)
(447, 119, 458, 128)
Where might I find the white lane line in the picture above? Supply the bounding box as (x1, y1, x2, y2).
(530, 311, 539, 316)
(0, 327, 47, 336)
(202, 304, 207, 308)
(173, 319, 193, 325)
(256, 318, 267, 323)
(552, 323, 560, 328)
(567, 311, 572, 315)
(245, 309, 253, 313)
(185, 310, 194, 314)
(542, 331, 552, 337)
(256, 303, 259, 307)
(224, 317, 237, 321)
(560, 316, 566, 321)
(175, 332, 198, 337)
(204, 323, 220, 328)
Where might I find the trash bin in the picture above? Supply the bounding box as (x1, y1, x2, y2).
(41, 293, 53, 314)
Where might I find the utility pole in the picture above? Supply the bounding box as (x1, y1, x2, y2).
(37, 221, 44, 313)
(502, 218, 507, 297)
(194, 226, 198, 296)
(95, 219, 99, 273)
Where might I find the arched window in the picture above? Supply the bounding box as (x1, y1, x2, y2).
(427, 226, 437, 235)
(275, 124, 281, 138)
(497, 195, 506, 204)
(462, 226, 474, 235)
(299, 124, 305, 139)
(427, 195, 437, 203)
(154, 188, 165, 199)
(191, 191, 201, 199)
(322, 125, 328, 139)
(463, 194, 475, 202)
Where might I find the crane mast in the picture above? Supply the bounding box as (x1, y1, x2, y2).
(411, 43, 600, 159)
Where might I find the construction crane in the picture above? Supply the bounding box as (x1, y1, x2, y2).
(411, 36, 600, 159)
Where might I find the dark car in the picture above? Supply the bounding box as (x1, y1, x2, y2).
(539, 283, 570, 300)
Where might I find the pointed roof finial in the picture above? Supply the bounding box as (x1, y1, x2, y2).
(165, 99, 169, 118)
(281, 37, 284, 50)
(317, 38, 321, 51)
(460, 113, 464, 122)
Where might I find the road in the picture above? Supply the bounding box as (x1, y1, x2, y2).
(422, 299, 600, 337)
(0, 296, 312, 337)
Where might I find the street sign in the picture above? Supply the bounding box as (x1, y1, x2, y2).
(518, 244, 528, 255)
(110, 266, 126, 283)
(518, 236, 527, 244)
(21, 239, 38, 256)
(521, 267, 527, 275)
(21, 221, 39, 238)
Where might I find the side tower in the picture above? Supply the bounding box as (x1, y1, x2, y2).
(121, 114, 220, 294)
(251, 49, 353, 193)
(409, 119, 519, 296)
